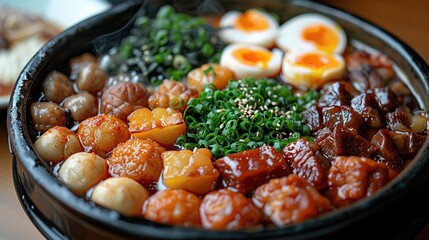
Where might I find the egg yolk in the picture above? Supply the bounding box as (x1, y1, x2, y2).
(295, 53, 339, 69)
(232, 48, 272, 68)
(302, 24, 339, 53)
(234, 10, 269, 32)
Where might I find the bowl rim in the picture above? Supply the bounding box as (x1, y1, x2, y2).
(7, 0, 429, 239)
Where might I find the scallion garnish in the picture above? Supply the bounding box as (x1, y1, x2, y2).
(177, 78, 318, 158)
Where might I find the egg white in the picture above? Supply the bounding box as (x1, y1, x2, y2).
(219, 9, 279, 48)
(220, 43, 283, 79)
(281, 50, 345, 89)
(276, 13, 347, 54)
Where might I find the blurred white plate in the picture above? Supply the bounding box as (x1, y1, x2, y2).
(0, 0, 111, 109)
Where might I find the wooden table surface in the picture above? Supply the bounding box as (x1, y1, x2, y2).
(0, 0, 428, 239)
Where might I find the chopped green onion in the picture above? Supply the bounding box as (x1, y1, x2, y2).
(177, 77, 317, 158)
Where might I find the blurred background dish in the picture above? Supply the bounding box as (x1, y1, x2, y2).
(0, 0, 111, 109)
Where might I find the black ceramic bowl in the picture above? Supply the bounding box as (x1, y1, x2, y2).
(7, 0, 429, 239)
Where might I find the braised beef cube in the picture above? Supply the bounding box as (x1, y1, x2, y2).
(386, 107, 411, 132)
(346, 50, 393, 92)
(359, 107, 382, 129)
(318, 81, 352, 107)
(317, 127, 377, 161)
(367, 71, 384, 89)
(322, 105, 362, 132)
(351, 92, 375, 113)
(315, 127, 332, 142)
(214, 145, 289, 194)
(282, 138, 329, 189)
(374, 88, 398, 113)
(371, 129, 399, 167)
(360, 127, 380, 142)
(347, 70, 369, 92)
(399, 132, 428, 159)
(302, 105, 323, 132)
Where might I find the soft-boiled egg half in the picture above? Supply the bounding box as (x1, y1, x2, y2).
(276, 13, 347, 54)
(282, 50, 345, 89)
(219, 8, 279, 48)
(220, 43, 282, 79)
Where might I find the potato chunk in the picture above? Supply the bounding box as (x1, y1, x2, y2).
(128, 107, 186, 148)
(162, 148, 219, 195)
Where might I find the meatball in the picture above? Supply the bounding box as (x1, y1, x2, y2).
(148, 80, 198, 112)
(90, 177, 149, 216)
(143, 189, 201, 227)
(42, 70, 74, 104)
(108, 138, 165, 186)
(254, 174, 332, 226)
(101, 81, 149, 121)
(31, 101, 67, 133)
(76, 63, 108, 93)
(69, 53, 98, 80)
(63, 92, 98, 122)
(77, 114, 130, 157)
(58, 152, 107, 195)
(200, 189, 262, 230)
(187, 63, 235, 93)
(34, 126, 82, 165)
(328, 156, 389, 207)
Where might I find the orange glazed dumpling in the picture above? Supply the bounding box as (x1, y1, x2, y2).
(108, 138, 165, 187)
(77, 114, 130, 157)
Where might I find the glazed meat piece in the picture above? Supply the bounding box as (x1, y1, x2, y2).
(101, 81, 149, 121)
(148, 79, 198, 112)
(351, 92, 376, 114)
(346, 50, 394, 92)
(62, 92, 98, 122)
(322, 105, 362, 132)
(398, 132, 427, 159)
(90, 177, 149, 216)
(316, 126, 377, 161)
(108, 138, 165, 187)
(317, 81, 355, 107)
(213, 145, 290, 194)
(373, 88, 398, 113)
(282, 138, 329, 189)
(371, 129, 399, 168)
(200, 189, 262, 230)
(76, 62, 108, 93)
(253, 174, 331, 226)
(34, 126, 82, 165)
(77, 114, 130, 157)
(31, 101, 67, 133)
(42, 70, 74, 104)
(328, 156, 389, 207)
(143, 189, 201, 227)
(351, 88, 398, 115)
(386, 107, 412, 132)
(302, 105, 323, 132)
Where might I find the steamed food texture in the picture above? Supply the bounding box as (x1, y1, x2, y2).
(30, 4, 428, 231)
